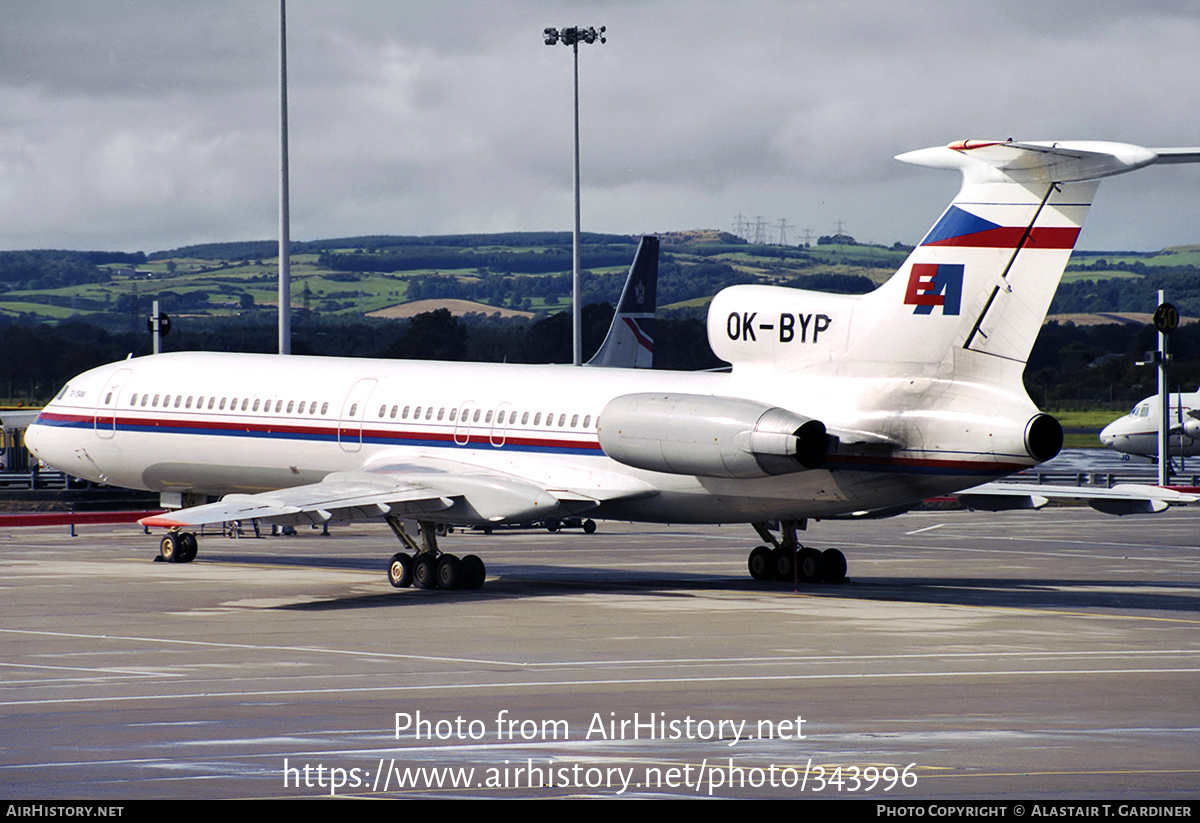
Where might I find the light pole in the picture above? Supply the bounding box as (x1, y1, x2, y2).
(278, 0, 291, 355)
(543, 25, 605, 366)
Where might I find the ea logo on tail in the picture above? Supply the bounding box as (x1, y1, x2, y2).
(904, 263, 963, 315)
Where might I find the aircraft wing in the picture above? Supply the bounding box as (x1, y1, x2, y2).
(140, 457, 658, 529)
(957, 482, 1199, 516)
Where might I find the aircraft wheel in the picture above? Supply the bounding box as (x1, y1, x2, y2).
(748, 545, 773, 581)
(822, 548, 847, 583)
(387, 552, 413, 588)
(583, 519, 597, 534)
(413, 554, 438, 589)
(436, 554, 461, 590)
(460, 554, 486, 590)
(771, 546, 795, 581)
(797, 548, 824, 583)
(159, 533, 180, 563)
(177, 532, 198, 563)
(545, 519, 561, 533)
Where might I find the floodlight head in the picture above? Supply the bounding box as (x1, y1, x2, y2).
(543, 27, 559, 45)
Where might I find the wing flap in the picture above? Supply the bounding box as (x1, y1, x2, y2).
(140, 471, 454, 528)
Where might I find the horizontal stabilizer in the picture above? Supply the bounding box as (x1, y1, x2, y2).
(898, 140, 1200, 184)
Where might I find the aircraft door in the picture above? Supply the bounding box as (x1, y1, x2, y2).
(454, 401, 476, 446)
(490, 402, 512, 447)
(338, 378, 377, 452)
(94, 368, 131, 440)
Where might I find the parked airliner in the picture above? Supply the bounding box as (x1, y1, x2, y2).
(1100, 390, 1200, 458)
(25, 139, 1200, 591)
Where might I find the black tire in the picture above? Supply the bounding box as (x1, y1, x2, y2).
(583, 519, 597, 534)
(159, 533, 179, 563)
(545, 519, 561, 533)
(771, 546, 795, 581)
(177, 532, 198, 563)
(748, 545, 773, 581)
(413, 554, 438, 589)
(387, 552, 413, 588)
(821, 548, 847, 583)
(797, 547, 824, 583)
(436, 554, 461, 590)
(460, 554, 486, 590)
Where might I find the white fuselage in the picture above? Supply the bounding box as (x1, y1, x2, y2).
(1100, 393, 1200, 458)
(25, 349, 1040, 525)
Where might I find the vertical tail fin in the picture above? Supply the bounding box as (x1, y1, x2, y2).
(587, 235, 658, 368)
(708, 140, 1198, 385)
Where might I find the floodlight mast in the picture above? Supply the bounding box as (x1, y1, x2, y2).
(543, 26, 606, 366)
(278, 0, 291, 355)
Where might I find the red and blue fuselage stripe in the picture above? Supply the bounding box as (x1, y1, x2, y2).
(35, 410, 1028, 477)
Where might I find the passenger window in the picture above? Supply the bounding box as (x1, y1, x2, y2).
(141, 395, 149, 407)
(389, 405, 398, 419)
(437, 408, 445, 421)
(153, 394, 160, 407)
(253, 399, 261, 412)
(571, 414, 578, 428)
(497, 411, 505, 425)
(473, 409, 481, 423)
(241, 399, 249, 411)
(583, 415, 591, 428)
(379, 405, 387, 418)
(402, 405, 410, 419)
(321, 402, 329, 415)
(174, 396, 183, 408)
(485, 410, 493, 423)
(558, 414, 566, 427)
(425, 407, 434, 420)
(521, 412, 529, 425)
(129, 393, 137, 406)
(208, 397, 216, 410)
(534, 413, 541, 425)
(414, 406, 422, 420)
(287, 400, 294, 414)
(449, 408, 457, 422)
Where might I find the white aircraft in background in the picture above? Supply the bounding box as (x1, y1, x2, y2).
(25, 138, 1200, 592)
(1100, 390, 1200, 458)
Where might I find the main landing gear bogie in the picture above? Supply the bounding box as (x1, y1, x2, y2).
(747, 520, 847, 585)
(386, 551, 486, 591)
(748, 544, 846, 584)
(383, 517, 487, 593)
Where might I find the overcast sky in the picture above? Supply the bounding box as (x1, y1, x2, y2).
(1, 0, 1197, 253)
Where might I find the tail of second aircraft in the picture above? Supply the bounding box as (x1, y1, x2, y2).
(587, 235, 658, 368)
(709, 140, 1199, 389)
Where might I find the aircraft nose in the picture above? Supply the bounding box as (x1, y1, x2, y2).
(1098, 422, 1121, 449)
(23, 420, 47, 460)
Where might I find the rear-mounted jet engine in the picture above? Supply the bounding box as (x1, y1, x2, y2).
(597, 393, 828, 479)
